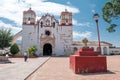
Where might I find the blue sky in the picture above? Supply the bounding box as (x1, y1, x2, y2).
(0, 0, 120, 46)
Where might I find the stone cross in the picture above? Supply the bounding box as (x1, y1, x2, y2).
(82, 38, 88, 48)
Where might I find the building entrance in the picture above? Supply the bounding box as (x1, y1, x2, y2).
(43, 43, 52, 56)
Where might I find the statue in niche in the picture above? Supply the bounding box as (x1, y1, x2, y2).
(40, 21, 43, 27)
(46, 19, 50, 26)
(52, 22, 55, 27)
(82, 38, 88, 48)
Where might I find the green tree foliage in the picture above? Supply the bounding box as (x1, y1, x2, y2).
(27, 45, 37, 56)
(102, 0, 120, 32)
(10, 43, 20, 56)
(0, 29, 13, 49)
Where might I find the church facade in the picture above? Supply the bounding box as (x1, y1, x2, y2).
(22, 8, 73, 56)
(21, 8, 111, 56)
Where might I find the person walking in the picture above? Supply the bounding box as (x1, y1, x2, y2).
(24, 51, 28, 62)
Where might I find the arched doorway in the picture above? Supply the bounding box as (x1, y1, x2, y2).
(103, 47, 107, 55)
(97, 47, 100, 54)
(43, 43, 52, 56)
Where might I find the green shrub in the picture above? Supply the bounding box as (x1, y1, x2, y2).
(10, 43, 20, 56)
(15, 53, 23, 57)
(27, 45, 37, 56)
(29, 53, 37, 57)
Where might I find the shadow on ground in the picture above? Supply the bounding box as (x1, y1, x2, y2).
(78, 70, 115, 76)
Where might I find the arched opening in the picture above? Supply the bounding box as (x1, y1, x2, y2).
(97, 47, 100, 54)
(103, 47, 107, 55)
(73, 47, 78, 52)
(45, 30, 51, 36)
(43, 43, 52, 56)
(91, 47, 94, 49)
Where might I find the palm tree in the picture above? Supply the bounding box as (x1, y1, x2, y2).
(0, 29, 13, 49)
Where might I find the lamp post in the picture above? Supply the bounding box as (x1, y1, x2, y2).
(93, 13, 101, 55)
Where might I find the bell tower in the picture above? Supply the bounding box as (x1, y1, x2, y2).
(23, 8, 36, 25)
(22, 8, 37, 54)
(60, 9, 72, 26)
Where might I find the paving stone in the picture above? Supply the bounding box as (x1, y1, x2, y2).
(0, 57, 49, 80)
(26, 56, 120, 80)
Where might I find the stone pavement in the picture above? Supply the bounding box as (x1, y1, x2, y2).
(26, 55, 120, 80)
(0, 57, 49, 80)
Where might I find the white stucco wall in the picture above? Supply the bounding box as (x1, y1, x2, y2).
(22, 25, 37, 54)
(109, 47, 120, 55)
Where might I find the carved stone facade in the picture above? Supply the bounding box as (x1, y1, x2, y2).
(22, 8, 73, 56)
(40, 36, 55, 55)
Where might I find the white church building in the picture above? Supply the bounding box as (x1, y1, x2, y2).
(13, 8, 113, 56)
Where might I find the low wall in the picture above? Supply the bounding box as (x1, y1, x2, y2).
(0, 56, 8, 61)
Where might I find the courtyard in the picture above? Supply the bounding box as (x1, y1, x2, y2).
(26, 55, 120, 80)
(0, 57, 49, 80)
(0, 55, 120, 80)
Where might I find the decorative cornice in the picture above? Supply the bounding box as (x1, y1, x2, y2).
(22, 22, 35, 25)
(59, 23, 72, 26)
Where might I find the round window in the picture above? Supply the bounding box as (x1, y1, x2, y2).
(45, 31, 50, 36)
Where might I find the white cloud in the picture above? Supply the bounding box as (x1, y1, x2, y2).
(0, 21, 22, 34)
(33, 2, 79, 16)
(89, 4, 96, 13)
(91, 10, 96, 13)
(66, 1, 71, 5)
(0, 0, 79, 34)
(0, 0, 79, 25)
(73, 31, 92, 40)
(73, 19, 93, 27)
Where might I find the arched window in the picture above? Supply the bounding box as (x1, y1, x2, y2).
(45, 30, 51, 36)
(28, 17, 30, 21)
(27, 17, 31, 24)
(66, 19, 68, 23)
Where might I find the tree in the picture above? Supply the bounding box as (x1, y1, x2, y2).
(10, 43, 20, 56)
(0, 29, 13, 49)
(102, 0, 120, 32)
